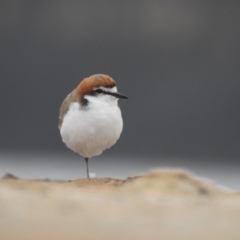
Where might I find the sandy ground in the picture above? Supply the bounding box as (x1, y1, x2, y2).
(0, 169, 240, 240)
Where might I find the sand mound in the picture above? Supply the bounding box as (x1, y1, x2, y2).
(0, 169, 239, 240)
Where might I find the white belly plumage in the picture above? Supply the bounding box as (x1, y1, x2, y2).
(60, 102, 123, 158)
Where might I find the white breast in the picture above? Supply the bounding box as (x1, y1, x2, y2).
(60, 99, 123, 158)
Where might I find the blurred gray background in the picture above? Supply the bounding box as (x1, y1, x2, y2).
(1, 1, 240, 188)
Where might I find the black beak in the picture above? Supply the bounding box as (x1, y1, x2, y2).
(113, 92, 128, 99)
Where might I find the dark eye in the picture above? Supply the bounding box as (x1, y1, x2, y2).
(95, 89, 103, 94)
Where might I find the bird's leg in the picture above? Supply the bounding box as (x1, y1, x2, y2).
(85, 157, 89, 179)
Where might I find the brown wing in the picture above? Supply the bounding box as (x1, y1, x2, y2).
(58, 90, 77, 129)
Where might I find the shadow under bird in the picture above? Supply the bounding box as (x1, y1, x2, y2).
(59, 74, 128, 178)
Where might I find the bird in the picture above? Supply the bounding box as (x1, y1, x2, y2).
(59, 74, 128, 178)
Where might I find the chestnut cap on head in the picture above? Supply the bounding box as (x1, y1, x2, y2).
(75, 74, 128, 99)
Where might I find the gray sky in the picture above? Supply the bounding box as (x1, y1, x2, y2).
(1, 1, 240, 161)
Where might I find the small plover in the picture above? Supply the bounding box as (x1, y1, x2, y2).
(59, 74, 127, 178)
